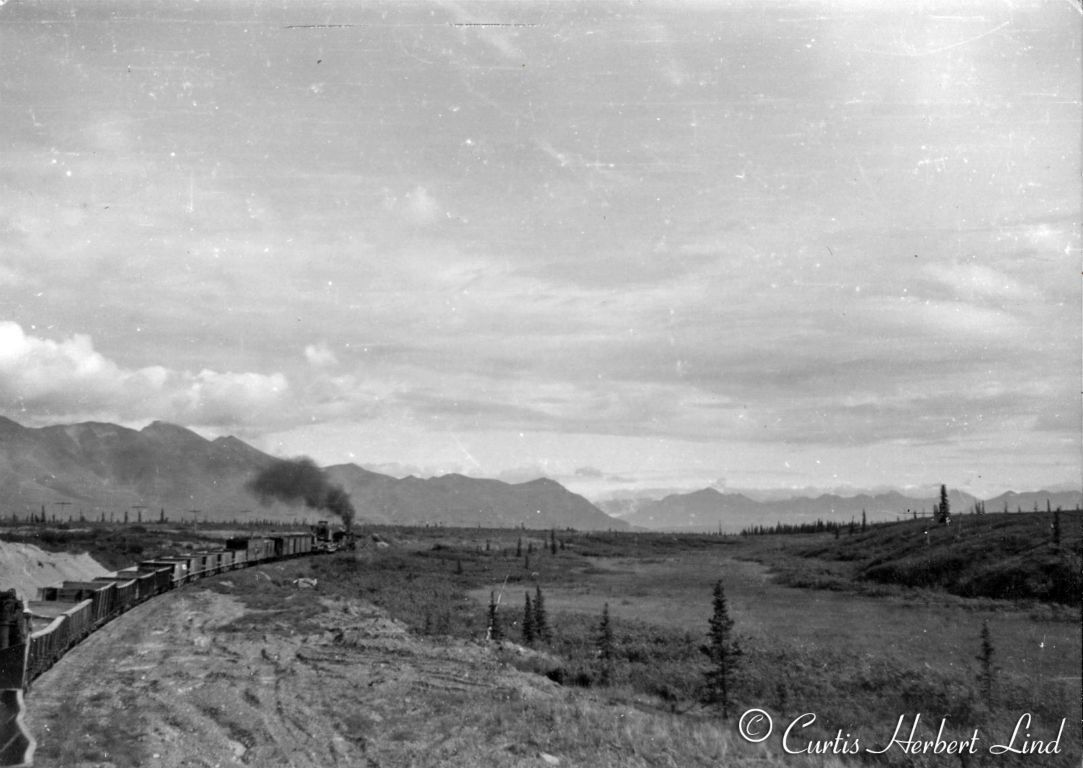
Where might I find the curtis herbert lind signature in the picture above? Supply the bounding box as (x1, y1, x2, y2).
(737, 710, 1067, 757)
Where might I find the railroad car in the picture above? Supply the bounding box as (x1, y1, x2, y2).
(38, 582, 116, 629)
(4, 531, 324, 693)
(135, 558, 190, 588)
(117, 565, 171, 597)
(90, 576, 138, 614)
(25, 600, 93, 682)
(272, 532, 315, 558)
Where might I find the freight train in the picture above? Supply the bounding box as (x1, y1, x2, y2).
(0, 530, 319, 767)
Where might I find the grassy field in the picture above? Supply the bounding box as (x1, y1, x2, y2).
(345, 520, 1081, 767)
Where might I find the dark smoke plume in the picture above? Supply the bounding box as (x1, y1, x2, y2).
(246, 457, 355, 531)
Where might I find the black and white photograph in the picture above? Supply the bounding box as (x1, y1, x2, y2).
(0, 0, 1079, 766)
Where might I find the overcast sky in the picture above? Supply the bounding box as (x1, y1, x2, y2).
(1, 0, 1078, 499)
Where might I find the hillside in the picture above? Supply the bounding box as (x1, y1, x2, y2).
(0, 417, 274, 518)
(773, 510, 1083, 604)
(0, 540, 108, 603)
(621, 486, 1081, 532)
(327, 467, 626, 530)
(0, 417, 625, 530)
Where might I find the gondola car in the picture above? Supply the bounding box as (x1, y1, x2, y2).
(25, 599, 93, 682)
(90, 576, 138, 614)
(134, 557, 190, 588)
(38, 582, 116, 629)
(2, 530, 323, 696)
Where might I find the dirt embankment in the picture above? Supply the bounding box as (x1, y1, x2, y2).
(0, 541, 108, 603)
(22, 583, 568, 768)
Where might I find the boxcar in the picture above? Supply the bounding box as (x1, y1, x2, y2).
(255, 538, 276, 562)
(272, 533, 315, 558)
(227, 536, 271, 564)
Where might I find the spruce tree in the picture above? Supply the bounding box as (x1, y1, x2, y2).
(861, 509, 867, 532)
(522, 593, 535, 645)
(487, 590, 503, 642)
(703, 580, 740, 718)
(597, 602, 615, 685)
(1052, 508, 1062, 546)
(938, 484, 950, 524)
(533, 585, 551, 643)
(977, 620, 994, 706)
(549, 529, 558, 555)
(516, 536, 522, 557)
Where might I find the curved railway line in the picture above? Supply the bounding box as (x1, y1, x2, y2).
(0, 531, 319, 768)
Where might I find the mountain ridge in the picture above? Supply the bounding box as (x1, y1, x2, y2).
(610, 486, 1083, 532)
(0, 417, 627, 530)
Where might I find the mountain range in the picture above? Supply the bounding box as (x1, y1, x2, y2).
(1, 416, 1075, 533)
(0, 417, 625, 530)
(605, 486, 1082, 532)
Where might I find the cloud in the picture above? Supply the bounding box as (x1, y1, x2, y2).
(304, 343, 338, 368)
(921, 261, 1037, 304)
(574, 466, 604, 478)
(494, 464, 557, 484)
(0, 321, 289, 429)
(174, 370, 289, 427)
(382, 186, 445, 227)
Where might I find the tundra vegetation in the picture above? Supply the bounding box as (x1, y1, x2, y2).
(4, 507, 1080, 767)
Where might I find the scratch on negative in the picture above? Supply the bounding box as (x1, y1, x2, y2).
(856, 20, 1011, 57)
(282, 24, 369, 29)
(452, 23, 537, 28)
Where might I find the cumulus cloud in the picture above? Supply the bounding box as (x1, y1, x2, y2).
(304, 343, 338, 368)
(377, 185, 445, 227)
(173, 370, 290, 427)
(0, 321, 289, 428)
